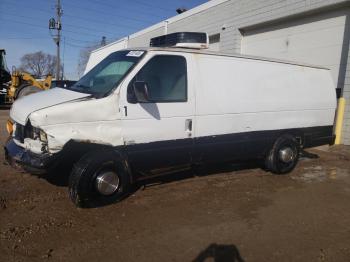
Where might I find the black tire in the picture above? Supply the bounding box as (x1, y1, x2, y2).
(16, 85, 42, 99)
(265, 134, 300, 174)
(68, 149, 131, 207)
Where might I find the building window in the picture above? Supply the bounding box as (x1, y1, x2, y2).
(209, 33, 220, 51)
(209, 33, 220, 44)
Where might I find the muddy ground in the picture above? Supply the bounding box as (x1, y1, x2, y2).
(0, 109, 350, 262)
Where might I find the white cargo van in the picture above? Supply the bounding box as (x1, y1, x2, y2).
(5, 33, 337, 206)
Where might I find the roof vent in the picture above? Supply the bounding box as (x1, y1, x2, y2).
(150, 32, 209, 49)
(176, 8, 187, 14)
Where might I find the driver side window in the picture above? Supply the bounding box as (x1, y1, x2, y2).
(128, 55, 187, 103)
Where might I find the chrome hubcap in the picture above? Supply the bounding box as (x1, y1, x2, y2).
(95, 171, 119, 196)
(279, 147, 295, 163)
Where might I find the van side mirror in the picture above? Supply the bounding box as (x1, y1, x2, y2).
(133, 81, 151, 103)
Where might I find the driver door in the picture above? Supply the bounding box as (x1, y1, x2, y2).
(119, 53, 195, 172)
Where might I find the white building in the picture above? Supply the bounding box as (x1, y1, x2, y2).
(86, 0, 350, 144)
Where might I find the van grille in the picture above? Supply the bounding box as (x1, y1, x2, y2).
(14, 124, 25, 143)
(14, 122, 34, 143)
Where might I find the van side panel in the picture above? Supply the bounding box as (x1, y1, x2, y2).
(194, 54, 336, 162)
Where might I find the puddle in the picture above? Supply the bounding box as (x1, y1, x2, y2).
(294, 166, 350, 183)
(328, 167, 350, 180)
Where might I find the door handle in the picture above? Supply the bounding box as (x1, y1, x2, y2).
(185, 119, 192, 137)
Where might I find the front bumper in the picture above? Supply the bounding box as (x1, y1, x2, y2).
(4, 138, 55, 172)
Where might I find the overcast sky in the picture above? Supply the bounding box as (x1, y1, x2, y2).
(0, 0, 207, 80)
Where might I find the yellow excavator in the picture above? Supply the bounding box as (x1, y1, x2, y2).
(0, 49, 52, 105)
(9, 68, 52, 99)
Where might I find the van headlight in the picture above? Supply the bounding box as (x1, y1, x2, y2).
(32, 127, 48, 143)
(39, 130, 48, 143)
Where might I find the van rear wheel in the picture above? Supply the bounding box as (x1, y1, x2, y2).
(68, 149, 131, 207)
(265, 135, 299, 174)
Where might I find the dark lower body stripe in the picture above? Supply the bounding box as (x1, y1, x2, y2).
(126, 125, 335, 172)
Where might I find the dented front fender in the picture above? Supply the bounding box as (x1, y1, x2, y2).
(27, 94, 123, 154)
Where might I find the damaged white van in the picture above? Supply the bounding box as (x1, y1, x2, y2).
(5, 32, 337, 206)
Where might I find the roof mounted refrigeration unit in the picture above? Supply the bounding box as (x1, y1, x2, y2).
(150, 32, 209, 49)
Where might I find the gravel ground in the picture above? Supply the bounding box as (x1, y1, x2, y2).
(1, 109, 350, 262)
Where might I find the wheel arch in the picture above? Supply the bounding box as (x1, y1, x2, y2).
(59, 140, 134, 183)
(274, 129, 304, 149)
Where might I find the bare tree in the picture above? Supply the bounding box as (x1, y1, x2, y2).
(77, 37, 110, 78)
(19, 51, 58, 78)
(77, 43, 100, 78)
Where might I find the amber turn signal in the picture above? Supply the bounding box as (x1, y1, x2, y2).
(6, 120, 13, 135)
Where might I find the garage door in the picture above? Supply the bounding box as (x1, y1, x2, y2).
(241, 10, 347, 87)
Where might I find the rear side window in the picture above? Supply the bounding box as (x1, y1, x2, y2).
(128, 55, 187, 103)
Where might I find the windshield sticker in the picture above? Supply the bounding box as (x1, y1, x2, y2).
(126, 51, 144, 57)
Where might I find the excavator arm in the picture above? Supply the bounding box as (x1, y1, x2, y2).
(9, 69, 52, 99)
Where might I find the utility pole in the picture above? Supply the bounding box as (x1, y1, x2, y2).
(49, 0, 62, 80)
(101, 36, 107, 47)
(56, 0, 62, 81)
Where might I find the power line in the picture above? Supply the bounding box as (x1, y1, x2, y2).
(64, 23, 118, 36)
(0, 16, 51, 30)
(1, 0, 53, 15)
(63, 37, 66, 78)
(62, 1, 155, 24)
(2, 11, 121, 37)
(0, 15, 111, 38)
(5, 7, 142, 32)
(64, 36, 99, 44)
(0, 17, 112, 47)
(82, 0, 168, 18)
(63, 13, 141, 30)
(1, 1, 146, 33)
(65, 42, 87, 49)
(65, 41, 100, 49)
(14, 0, 167, 21)
(132, 0, 174, 12)
(0, 36, 50, 40)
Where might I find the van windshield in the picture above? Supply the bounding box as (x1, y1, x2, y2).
(66, 50, 145, 97)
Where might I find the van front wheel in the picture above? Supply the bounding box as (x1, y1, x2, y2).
(265, 135, 300, 174)
(68, 149, 131, 207)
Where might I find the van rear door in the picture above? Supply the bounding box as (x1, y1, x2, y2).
(119, 53, 195, 172)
